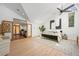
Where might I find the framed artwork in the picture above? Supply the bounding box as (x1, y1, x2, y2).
(50, 20, 55, 29)
(68, 12, 75, 27)
(56, 18, 61, 29)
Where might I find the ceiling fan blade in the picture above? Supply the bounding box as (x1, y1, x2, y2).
(64, 10, 72, 12)
(57, 8, 63, 13)
(57, 8, 62, 11)
(63, 4, 75, 11)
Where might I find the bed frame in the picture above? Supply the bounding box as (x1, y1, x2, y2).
(42, 33, 59, 42)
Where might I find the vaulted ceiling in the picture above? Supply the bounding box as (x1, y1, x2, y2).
(3, 3, 28, 19)
(1, 3, 79, 23)
(22, 3, 61, 22)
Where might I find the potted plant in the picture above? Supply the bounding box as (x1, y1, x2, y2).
(39, 25, 46, 34)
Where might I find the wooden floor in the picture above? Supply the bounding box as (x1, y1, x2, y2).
(8, 37, 66, 56)
(12, 34, 25, 41)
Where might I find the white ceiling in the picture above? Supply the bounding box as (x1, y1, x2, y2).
(22, 3, 61, 22)
(0, 3, 78, 23)
(3, 3, 28, 19)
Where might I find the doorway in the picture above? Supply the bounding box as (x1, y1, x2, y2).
(27, 24, 32, 37)
(13, 24, 20, 35)
(12, 24, 21, 40)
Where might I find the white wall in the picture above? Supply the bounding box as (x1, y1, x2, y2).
(43, 11, 79, 40)
(33, 8, 79, 40)
(23, 4, 79, 40)
(32, 20, 42, 37)
(55, 11, 79, 40)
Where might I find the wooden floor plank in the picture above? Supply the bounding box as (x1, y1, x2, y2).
(8, 37, 66, 56)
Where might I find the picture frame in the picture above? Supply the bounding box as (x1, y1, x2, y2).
(68, 12, 75, 27)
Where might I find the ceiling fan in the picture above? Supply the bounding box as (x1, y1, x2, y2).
(57, 4, 75, 14)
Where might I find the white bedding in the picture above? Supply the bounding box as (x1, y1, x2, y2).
(43, 30, 62, 42)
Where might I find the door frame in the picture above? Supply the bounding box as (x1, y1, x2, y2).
(12, 23, 20, 40)
(13, 24, 20, 35)
(27, 24, 32, 37)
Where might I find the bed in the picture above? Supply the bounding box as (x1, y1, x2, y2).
(42, 31, 61, 42)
